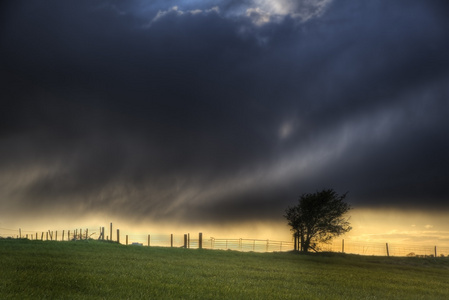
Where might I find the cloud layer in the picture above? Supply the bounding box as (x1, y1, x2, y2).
(1, 0, 448, 225)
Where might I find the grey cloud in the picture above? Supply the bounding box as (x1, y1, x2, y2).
(0, 0, 448, 225)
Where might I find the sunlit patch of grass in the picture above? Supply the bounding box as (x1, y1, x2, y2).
(0, 238, 448, 299)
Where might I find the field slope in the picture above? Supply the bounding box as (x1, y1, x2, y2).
(1, 238, 448, 299)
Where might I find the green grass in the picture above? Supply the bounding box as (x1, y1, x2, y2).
(1, 238, 448, 299)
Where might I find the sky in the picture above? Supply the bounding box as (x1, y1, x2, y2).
(1, 0, 448, 244)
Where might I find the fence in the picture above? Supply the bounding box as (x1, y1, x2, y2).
(320, 240, 449, 257)
(1, 225, 448, 257)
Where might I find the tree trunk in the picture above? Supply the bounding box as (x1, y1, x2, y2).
(303, 239, 310, 252)
(300, 233, 305, 252)
(294, 232, 298, 251)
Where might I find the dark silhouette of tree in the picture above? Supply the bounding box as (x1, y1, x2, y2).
(284, 189, 351, 252)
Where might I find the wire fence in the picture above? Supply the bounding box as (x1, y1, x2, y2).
(320, 240, 449, 257)
(1, 226, 448, 257)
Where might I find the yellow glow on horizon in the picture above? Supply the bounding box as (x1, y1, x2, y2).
(346, 208, 449, 246)
(1, 208, 448, 250)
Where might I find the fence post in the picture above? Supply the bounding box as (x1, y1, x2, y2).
(117, 229, 120, 244)
(36, 232, 38, 240)
(171, 234, 173, 247)
(19, 228, 21, 238)
(342, 239, 345, 253)
(148, 234, 150, 247)
(85, 228, 88, 240)
(110, 223, 113, 241)
(188, 233, 190, 249)
(184, 234, 187, 248)
(68, 230, 70, 241)
(386, 243, 390, 257)
(41, 232, 44, 240)
(56, 231, 58, 241)
(126, 235, 128, 245)
(199, 232, 203, 249)
(62, 230, 65, 241)
(46, 232, 48, 241)
(435, 246, 437, 257)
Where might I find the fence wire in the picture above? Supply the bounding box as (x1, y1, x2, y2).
(1, 227, 448, 257)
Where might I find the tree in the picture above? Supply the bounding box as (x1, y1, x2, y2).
(284, 189, 351, 252)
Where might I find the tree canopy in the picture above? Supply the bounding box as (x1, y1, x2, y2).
(284, 189, 352, 252)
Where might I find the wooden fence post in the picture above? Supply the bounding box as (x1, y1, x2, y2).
(435, 246, 437, 257)
(148, 234, 150, 247)
(68, 230, 70, 241)
(117, 229, 120, 244)
(62, 230, 65, 241)
(36, 232, 38, 240)
(86, 228, 88, 240)
(188, 233, 190, 249)
(110, 223, 113, 241)
(46, 232, 48, 241)
(184, 234, 187, 248)
(342, 239, 345, 253)
(41, 232, 44, 240)
(386, 243, 390, 257)
(126, 235, 128, 245)
(55, 231, 58, 241)
(80, 228, 82, 240)
(171, 234, 173, 247)
(199, 232, 203, 249)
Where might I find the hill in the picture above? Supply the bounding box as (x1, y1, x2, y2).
(1, 238, 448, 299)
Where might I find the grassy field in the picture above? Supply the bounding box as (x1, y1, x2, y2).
(1, 238, 448, 299)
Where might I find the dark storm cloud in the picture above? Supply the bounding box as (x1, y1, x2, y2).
(1, 0, 448, 224)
